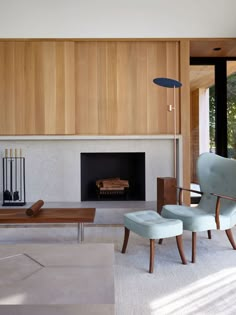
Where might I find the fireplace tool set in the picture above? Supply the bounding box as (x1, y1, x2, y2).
(2, 148, 26, 206)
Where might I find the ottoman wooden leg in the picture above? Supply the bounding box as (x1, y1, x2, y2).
(192, 232, 197, 263)
(149, 239, 155, 273)
(207, 230, 212, 239)
(176, 235, 187, 265)
(122, 227, 130, 254)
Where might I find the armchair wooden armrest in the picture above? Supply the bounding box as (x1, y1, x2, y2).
(210, 192, 236, 229)
(177, 187, 203, 205)
(210, 192, 236, 202)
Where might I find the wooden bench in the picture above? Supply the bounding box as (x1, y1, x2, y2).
(0, 207, 96, 243)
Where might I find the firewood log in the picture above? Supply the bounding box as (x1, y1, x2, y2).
(25, 200, 44, 217)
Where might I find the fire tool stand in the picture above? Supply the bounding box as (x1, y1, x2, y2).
(2, 149, 26, 206)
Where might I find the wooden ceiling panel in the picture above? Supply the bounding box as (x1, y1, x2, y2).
(190, 65, 215, 90)
(190, 37, 236, 91)
(190, 61, 236, 91)
(190, 39, 236, 57)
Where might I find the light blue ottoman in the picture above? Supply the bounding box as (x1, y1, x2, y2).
(121, 210, 187, 273)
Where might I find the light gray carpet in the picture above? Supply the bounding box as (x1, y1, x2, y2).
(0, 222, 236, 314)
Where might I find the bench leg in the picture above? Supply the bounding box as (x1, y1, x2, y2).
(149, 239, 155, 273)
(81, 223, 84, 242)
(121, 227, 130, 253)
(77, 223, 84, 243)
(176, 235, 187, 265)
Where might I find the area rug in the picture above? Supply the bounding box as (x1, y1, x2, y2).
(87, 226, 236, 315)
(0, 224, 236, 315)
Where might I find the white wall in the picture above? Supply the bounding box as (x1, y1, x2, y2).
(0, 0, 233, 203)
(0, 0, 235, 38)
(0, 136, 182, 202)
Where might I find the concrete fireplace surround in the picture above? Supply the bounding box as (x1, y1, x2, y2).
(0, 135, 182, 203)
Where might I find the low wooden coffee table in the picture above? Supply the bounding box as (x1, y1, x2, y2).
(0, 208, 96, 243)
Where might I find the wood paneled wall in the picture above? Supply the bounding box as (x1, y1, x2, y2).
(180, 39, 191, 204)
(0, 40, 180, 135)
(0, 41, 75, 135)
(75, 41, 180, 135)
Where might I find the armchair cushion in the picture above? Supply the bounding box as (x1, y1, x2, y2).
(162, 204, 236, 231)
(124, 210, 183, 239)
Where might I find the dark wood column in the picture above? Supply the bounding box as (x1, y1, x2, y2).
(215, 61, 227, 157)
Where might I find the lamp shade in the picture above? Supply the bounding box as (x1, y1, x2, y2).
(153, 77, 182, 88)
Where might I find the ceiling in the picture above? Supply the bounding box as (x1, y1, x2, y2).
(190, 61, 236, 91)
(190, 39, 236, 90)
(190, 39, 236, 57)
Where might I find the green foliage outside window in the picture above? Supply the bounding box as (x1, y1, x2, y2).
(209, 85, 216, 152)
(209, 72, 236, 157)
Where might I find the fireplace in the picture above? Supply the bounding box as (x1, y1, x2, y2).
(81, 152, 145, 201)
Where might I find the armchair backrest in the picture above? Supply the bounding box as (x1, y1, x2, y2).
(197, 152, 236, 215)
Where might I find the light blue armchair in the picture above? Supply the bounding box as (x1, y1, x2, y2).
(162, 152, 236, 262)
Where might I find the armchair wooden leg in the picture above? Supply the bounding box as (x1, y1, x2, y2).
(176, 235, 187, 265)
(149, 239, 155, 273)
(121, 227, 130, 254)
(192, 232, 197, 263)
(207, 230, 212, 239)
(225, 229, 236, 250)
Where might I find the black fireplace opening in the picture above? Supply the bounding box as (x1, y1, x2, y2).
(81, 152, 145, 201)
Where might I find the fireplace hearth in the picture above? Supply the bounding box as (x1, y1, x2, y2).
(81, 152, 145, 201)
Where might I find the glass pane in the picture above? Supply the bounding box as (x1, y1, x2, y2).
(209, 84, 216, 153)
(190, 65, 214, 183)
(227, 61, 236, 159)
